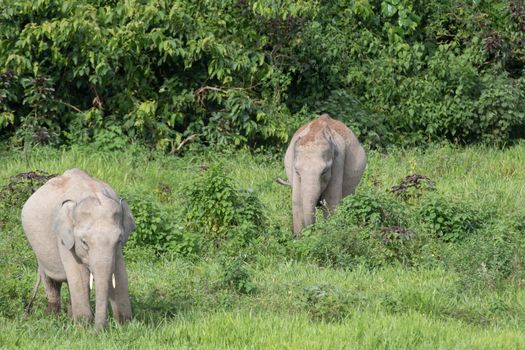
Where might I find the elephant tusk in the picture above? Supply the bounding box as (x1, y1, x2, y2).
(89, 273, 93, 290)
(112, 273, 116, 288)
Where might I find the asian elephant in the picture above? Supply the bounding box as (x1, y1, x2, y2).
(282, 114, 366, 236)
(22, 168, 135, 330)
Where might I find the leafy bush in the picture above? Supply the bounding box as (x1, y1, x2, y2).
(182, 165, 265, 254)
(0, 171, 55, 226)
(312, 89, 392, 148)
(218, 256, 257, 295)
(390, 174, 436, 201)
(417, 195, 483, 243)
(1, 0, 524, 149)
(125, 194, 198, 257)
(302, 284, 351, 322)
(334, 188, 406, 228)
(295, 188, 417, 268)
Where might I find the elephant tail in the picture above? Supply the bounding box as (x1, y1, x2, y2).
(25, 268, 42, 314)
(275, 177, 291, 187)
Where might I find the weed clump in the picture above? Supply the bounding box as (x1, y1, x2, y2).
(0, 170, 55, 227)
(295, 188, 416, 268)
(418, 195, 483, 243)
(390, 174, 436, 201)
(124, 194, 199, 258)
(182, 164, 265, 255)
(302, 284, 352, 322)
(219, 256, 257, 295)
(0, 171, 55, 207)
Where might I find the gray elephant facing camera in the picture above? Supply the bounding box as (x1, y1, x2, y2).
(22, 168, 135, 330)
(283, 114, 366, 236)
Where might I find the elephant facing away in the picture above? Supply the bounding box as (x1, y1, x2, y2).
(22, 168, 135, 330)
(283, 114, 366, 236)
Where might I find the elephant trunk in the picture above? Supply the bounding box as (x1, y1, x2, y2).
(91, 253, 115, 330)
(301, 178, 321, 229)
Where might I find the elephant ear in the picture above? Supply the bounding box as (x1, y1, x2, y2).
(323, 128, 339, 159)
(120, 198, 135, 243)
(53, 200, 76, 250)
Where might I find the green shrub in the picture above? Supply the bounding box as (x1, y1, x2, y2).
(0, 231, 36, 319)
(218, 256, 257, 295)
(182, 165, 265, 254)
(125, 194, 199, 257)
(295, 188, 418, 268)
(0, 171, 55, 227)
(0, 71, 16, 134)
(312, 89, 392, 149)
(390, 174, 436, 202)
(417, 195, 483, 243)
(295, 223, 385, 269)
(302, 284, 351, 322)
(334, 188, 406, 228)
(0, 255, 34, 318)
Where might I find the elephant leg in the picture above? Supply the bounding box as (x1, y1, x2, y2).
(42, 271, 62, 315)
(321, 185, 342, 218)
(109, 249, 132, 324)
(321, 156, 344, 217)
(66, 266, 92, 323)
(59, 260, 92, 322)
(292, 179, 304, 237)
(58, 244, 92, 322)
(67, 294, 72, 318)
(342, 145, 366, 197)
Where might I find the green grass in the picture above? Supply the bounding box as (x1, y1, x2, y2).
(2, 143, 525, 348)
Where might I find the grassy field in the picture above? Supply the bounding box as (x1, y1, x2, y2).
(1, 144, 525, 349)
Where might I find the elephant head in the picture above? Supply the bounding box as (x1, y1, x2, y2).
(53, 193, 135, 329)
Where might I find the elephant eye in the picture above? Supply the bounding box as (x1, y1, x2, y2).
(80, 238, 89, 249)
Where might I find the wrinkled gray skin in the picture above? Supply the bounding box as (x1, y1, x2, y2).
(284, 114, 366, 236)
(21, 168, 135, 330)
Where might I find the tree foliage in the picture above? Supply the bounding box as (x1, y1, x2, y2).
(0, 0, 524, 149)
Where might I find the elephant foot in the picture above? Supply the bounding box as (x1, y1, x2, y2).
(45, 302, 61, 314)
(114, 310, 132, 324)
(94, 319, 107, 331)
(71, 313, 94, 328)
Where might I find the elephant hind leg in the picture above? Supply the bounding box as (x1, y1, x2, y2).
(41, 270, 62, 314)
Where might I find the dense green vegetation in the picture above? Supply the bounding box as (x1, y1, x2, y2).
(1, 0, 525, 150)
(1, 145, 525, 348)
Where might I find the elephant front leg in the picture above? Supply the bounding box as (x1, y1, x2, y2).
(292, 185, 304, 237)
(59, 244, 92, 323)
(321, 180, 343, 218)
(109, 249, 132, 324)
(64, 266, 92, 323)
